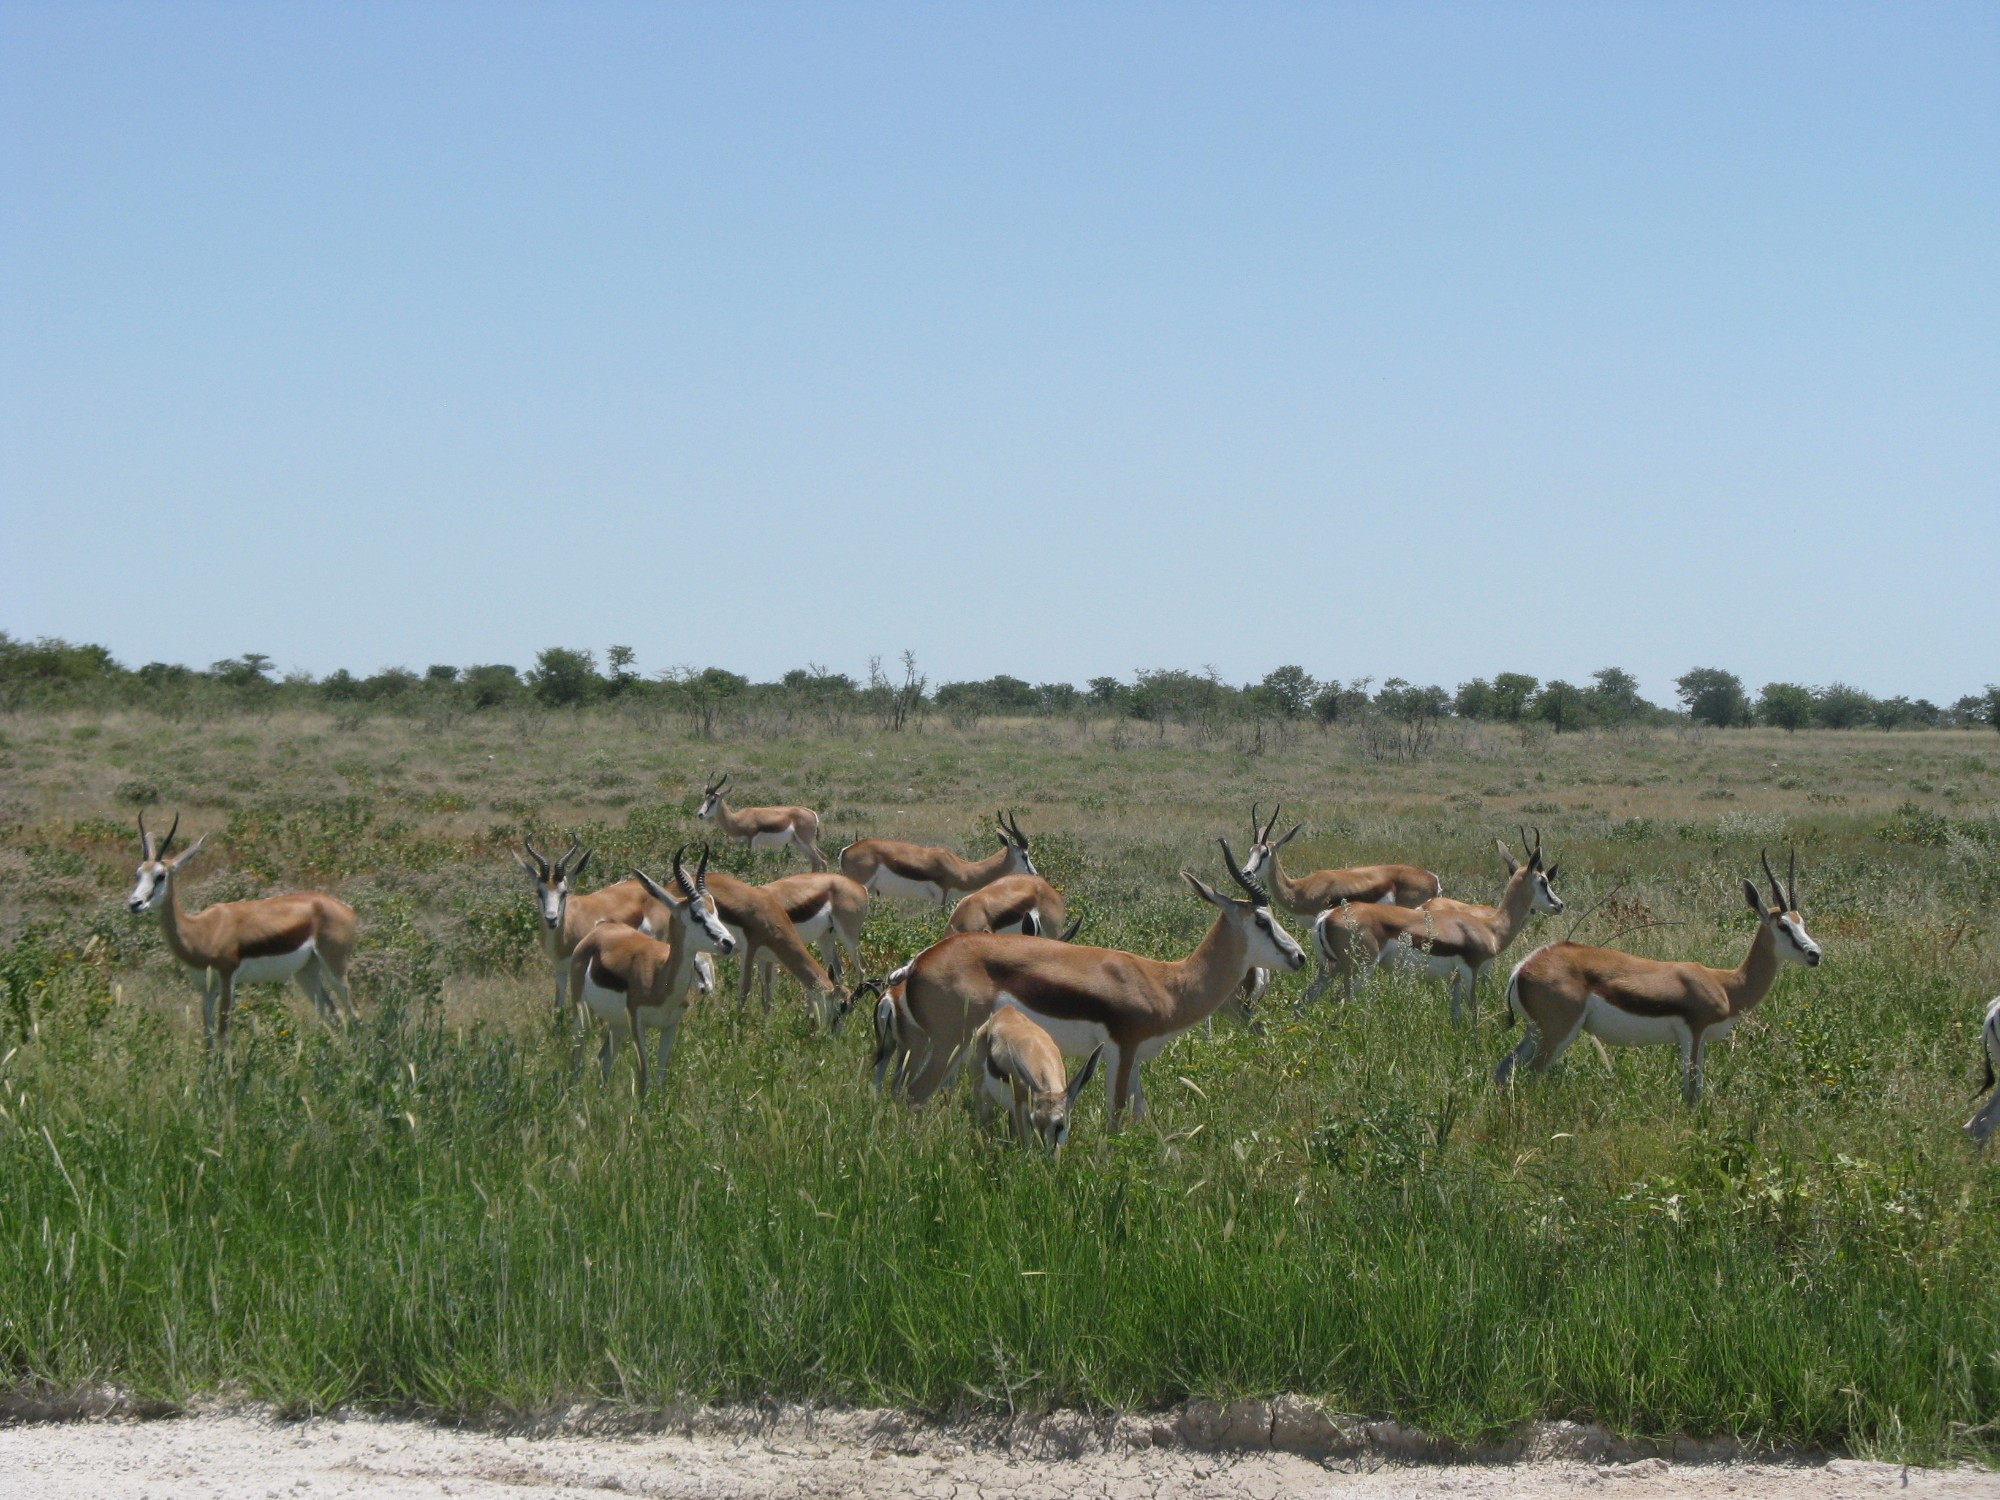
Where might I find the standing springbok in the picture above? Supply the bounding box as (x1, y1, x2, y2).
(888, 842, 1304, 1129)
(971, 1006, 1103, 1156)
(1496, 851, 1823, 1104)
(839, 811, 1036, 907)
(1300, 832, 1563, 1022)
(1239, 803, 1442, 913)
(1964, 996, 2000, 1147)
(127, 812, 357, 1046)
(947, 873, 1080, 940)
(696, 866, 864, 1030)
(515, 836, 712, 1030)
(697, 775, 828, 870)
(733, 869, 868, 1006)
(568, 848, 736, 1098)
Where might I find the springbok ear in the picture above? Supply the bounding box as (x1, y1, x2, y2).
(1544, 862, 1560, 883)
(1274, 823, 1302, 850)
(1182, 871, 1225, 907)
(1067, 1043, 1104, 1106)
(1497, 840, 1519, 875)
(570, 850, 591, 880)
(169, 833, 209, 871)
(1742, 879, 1766, 914)
(512, 848, 539, 876)
(632, 868, 679, 907)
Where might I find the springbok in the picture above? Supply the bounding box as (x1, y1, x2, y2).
(1239, 803, 1441, 912)
(730, 869, 868, 1009)
(1496, 850, 1823, 1104)
(1301, 832, 1563, 1022)
(1965, 996, 2000, 1147)
(887, 842, 1304, 1130)
(515, 836, 713, 1030)
(971, 1006, 1103, 1156)
(127, 812, 357, 1046)
(696, 866, 863, 1030)
(568, 848, 736, 1098)
(839, 811, 1036, 907)
(697, 775, 828, 870)
(947, 873, 1080, 940)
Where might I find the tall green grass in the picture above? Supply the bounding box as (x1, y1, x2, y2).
(0, 714, 1996, 1457)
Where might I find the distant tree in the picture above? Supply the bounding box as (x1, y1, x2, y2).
(529, 647, 600, 707)
(867, 651, 926, 731)
(1532, 680, 1587, 733)
(1454, 678, 1495, 719)
(322, 669, 361, 702)
(606, 645, 639, 696)
(462, 664, 522, 708)
(1985, 685, 2000, 734)
(1491, 672, 1540, 723)
(211, 653, 276, 690)
(1585, 667, 1649, 724)
(363, 667, 417, 700)
(1813, 681, 1876, 729)
(1757, 682, 1814, 733)
(1313, 677, 1370, 725)
(1257, 665, 1317, 718)
(425, 664, 459, 685)
(1086, 676, 1126, 709)
(663, 666, 749, 737)
(1676, 667, 1749, 727)
(1035, 682, 1078, 713)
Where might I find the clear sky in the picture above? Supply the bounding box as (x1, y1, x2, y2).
(3, 3, 1995, 704)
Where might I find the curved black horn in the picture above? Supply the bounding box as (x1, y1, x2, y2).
(158, 812, 180, 859)
(1760, 849, 1785, 911)
(556, 834, 582, 875)
(1263, 803, 1282, 843)
(1218, 838, 1267, 902)
(1059, 915, 1084, 943)
(1787, 846, 1798, 912)
(523, 836, 550, 874)
(1250, 802, 1262, 844)
(672, 843, 696, 900)
(696, 842, 711, 893)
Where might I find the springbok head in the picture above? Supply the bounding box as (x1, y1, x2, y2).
(996, 810, 1037, 876)
(696, 774, 730, 821)
(1498, 826, 1565, 914)
(1184, 839, 1306, 973)
(1240, 802, 1303, 881)
(633, 844, 736, 959)
(514, 835, 589, 930)
(1744, 848, 1822, 968)
(1028, 1044, 1104, 1157)
(128, 811, 209, 913)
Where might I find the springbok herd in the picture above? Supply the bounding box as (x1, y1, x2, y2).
(124, 772, 2000, 1155)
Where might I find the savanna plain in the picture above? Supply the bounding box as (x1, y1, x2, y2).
(1, 707, 1997, 1466)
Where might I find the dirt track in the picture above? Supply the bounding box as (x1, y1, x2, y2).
(3, 1410, 1995, 1499)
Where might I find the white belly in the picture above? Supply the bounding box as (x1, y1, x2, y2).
(869, 868, 944, 904)
(1377, 944, 1463, 983)
(233, 942, 315, 985)
(997, 994, 1108, 1058)
(749, 829, 795, 851)
(580, 980, 631, 1031)
(790, 902, 833, 943)
(1583, 994, 1688, 1049)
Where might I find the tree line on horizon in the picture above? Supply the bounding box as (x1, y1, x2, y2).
(1, 632, 1995, 736)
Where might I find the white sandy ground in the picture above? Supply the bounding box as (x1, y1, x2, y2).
(3, 1410, 1997, 1500)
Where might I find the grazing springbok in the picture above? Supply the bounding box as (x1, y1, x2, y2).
(947, 873, 1080, 940)
(732, 869, 868, 1007)
(1496, 851, 1823, 1104)
(1239, 803, 1442, 913)
(1300, 832, 1563, 1022)
(697, 775, 828, 870)
(839, 811, 1037, 907)
(696, 866, 863, 1030)
(1965, 996, 2000, 1148)
(515, 836, 712, 1030)
(568, 848, 736, 1098)
(971, 1006, 1103, 1156)
(887, 842, 1304, 1130)
(127, 812, 357, 1046)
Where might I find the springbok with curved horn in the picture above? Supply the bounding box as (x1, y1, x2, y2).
(127, 812, 358, 1047)
(1301, 831, 1563, 1022)
(1963, 996, 2000, 1147)
(694, 866, 867, 1030)
(1497, 851, 1823, 1104)
(1240, 803, 1442, 912)
(971, 1007, 1103, 1156)
(947, 873, 1080, 941)
(839, 811, 1037, 907)
(732, 869, 869, 1007)
(568, 846, 737, 1098)
(697, 775, 828, 870)
(515, 836, 713, 1030)
(888, 842, 1304, 1130)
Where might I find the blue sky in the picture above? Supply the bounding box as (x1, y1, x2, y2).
(3, 3, 1995, 704)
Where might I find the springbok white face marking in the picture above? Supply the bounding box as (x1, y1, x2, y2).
(518, 835, 588, 930)
(1245, 902, 1308, 972)
(127, 860, 167, 912)
(1775, 913, 1821, 967)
